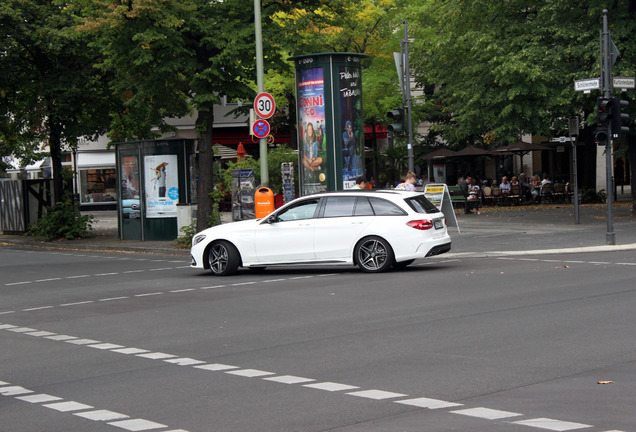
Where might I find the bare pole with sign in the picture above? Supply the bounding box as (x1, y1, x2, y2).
(254, 0, 268, 187)
(601, 9, 614, 245)
(568, 118, 580, 224)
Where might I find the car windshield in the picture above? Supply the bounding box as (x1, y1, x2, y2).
(404, 195, 440, 214)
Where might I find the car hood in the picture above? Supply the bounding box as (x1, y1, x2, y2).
(199, 218, 261, 236)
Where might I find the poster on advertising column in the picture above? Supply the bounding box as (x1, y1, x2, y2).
(338, 65, 364, 189)
(298, 67, 328, 195)
(144, 154, 178, 218)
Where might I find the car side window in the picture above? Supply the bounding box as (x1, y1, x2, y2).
(276, 199, 319, 221)
(322, 196, 356, 218)
(368, 197, 406, 216)
(354, 197, 374, 216)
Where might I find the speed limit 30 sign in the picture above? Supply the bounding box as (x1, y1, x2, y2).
(254, 92, 276, 119)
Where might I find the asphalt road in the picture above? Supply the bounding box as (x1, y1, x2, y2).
(1, 241, 635, 431)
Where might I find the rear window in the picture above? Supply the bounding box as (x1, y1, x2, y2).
(404, 195, 441, 214)
(368, 197, 407, 216)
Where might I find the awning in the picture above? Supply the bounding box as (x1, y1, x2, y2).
(77, 152, 116, 169)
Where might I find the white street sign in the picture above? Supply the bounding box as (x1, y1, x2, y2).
(550, 136, 576, 143)
(574, 78, 600, 92)
(613, 77, 635, 89)
(254, 92, 276, 119)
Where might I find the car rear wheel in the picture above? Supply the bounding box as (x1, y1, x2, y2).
(207, 241, 240, 276)
(355, 236, 394, 273)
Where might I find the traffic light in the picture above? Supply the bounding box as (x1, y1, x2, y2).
(611, 98, 630, 138)
(387, 107, 405, 136)
(594, 97, 612, 145)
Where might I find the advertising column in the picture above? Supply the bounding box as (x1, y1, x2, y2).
(291, 53, 368, 195)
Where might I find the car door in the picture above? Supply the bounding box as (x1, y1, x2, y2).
(253, 198, 320, 264)
(313, 196, 373, 260)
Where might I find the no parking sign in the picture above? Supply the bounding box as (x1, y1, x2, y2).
(252, 119, 270, 139)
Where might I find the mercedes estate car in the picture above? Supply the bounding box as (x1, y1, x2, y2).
(191, 190, 451, 276)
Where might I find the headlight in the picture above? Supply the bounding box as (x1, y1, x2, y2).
(192, 234, 206, 246)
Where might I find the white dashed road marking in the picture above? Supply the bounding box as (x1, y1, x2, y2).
(512, 418, 593, 431)
(451, 407, 523, 420)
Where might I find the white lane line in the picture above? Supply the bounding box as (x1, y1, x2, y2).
(88, 343, 125, 350)
(225, 369, 275, 378)
(170, 288, 195, 293)
(616, 262, 636, 266)
(74, 409, 129, 421)
(66, 275, 90, 279)
(164, 358, 206, 366)
(347, 389, 408, 400)
(6, 281, 32, 286)
(16, 394, 63, 403)
(45, 334, 77, 341)
(60, 301, 94, 307)
(25, 331, 56, 337)
(263, 375, 316, 385)
(134, 292, 163, 297)
(123, 270, 145, 274)
(194, 363, 238, 371)
(148, 268, 173, 271)
(200, 285, 226, 290)
(451, 407, 523, 420)
(290, 276, 313, 280)
(0, 386, 34, 396)
(303, 382, 360, 392)
(65, 338, 100, 345)
(99, 296, 130, 301)
(34, 278, 62, 282)
(263, 279, 286, 283)
(395, 397, 462, 409)
(42, 401, 94, 412)
(136, 352, 177, 360)
(111, 347, 150, 355)
(589, 261, 611, 265)
(94, 272, 119, 276)
(231, 282, 256, 286)
(0, 311, 16, 315)
(22, 306, 54, 312)
(7, 327, 36, 332)
(0, 324, 17, 329)
(108, 418, 168, 431)
(512, 418, 593, 431)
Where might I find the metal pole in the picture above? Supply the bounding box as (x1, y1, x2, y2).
(403, 20, 414, 173)
(602, 9, 614, 245)
(254, 0, 268, 186)
(568, 118, 580, 224)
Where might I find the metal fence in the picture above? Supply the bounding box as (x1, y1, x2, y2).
(0, 179, 52, 234)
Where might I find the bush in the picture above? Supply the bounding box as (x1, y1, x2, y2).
(27, 196, 93, 241)
(580, 188, 606, 204)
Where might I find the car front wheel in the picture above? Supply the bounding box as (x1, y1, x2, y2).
(207, 241, 241, 276)
(355, 236, 394, 273)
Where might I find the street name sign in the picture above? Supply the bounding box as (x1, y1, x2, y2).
(574, 78, 600, 92)
(613, 77, 635, 89)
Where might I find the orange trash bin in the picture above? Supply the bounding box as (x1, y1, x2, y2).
(254, 187, 275, 219)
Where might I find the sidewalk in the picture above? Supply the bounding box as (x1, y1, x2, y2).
(1, 202, 635, 257)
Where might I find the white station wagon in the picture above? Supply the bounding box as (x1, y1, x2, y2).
(191, 190, 451, 276)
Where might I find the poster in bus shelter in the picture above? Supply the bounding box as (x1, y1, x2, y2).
(298, 67, 328, 195)
(338, 65, 364, 189)
(144, 154, 178, 218)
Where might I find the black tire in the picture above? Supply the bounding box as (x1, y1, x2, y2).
(354, 236, 394, 273)
(394, 259, 415, 269)
(207, 241, 241, 276)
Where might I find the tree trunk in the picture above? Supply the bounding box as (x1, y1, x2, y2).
(196, 108, 215, 232)
(48, 120, 64, 204)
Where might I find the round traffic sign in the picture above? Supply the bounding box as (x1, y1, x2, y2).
(254, 92, 276, 119)
(252, 119, 270, 139)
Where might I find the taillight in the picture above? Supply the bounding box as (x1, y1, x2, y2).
(406, 219, 433, 230)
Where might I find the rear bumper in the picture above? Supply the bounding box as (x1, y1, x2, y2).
(425, 242, 451, 257)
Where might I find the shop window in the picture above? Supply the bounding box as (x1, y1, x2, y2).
(80, 169, 117, 203)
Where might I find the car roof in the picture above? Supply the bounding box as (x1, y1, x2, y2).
(304, 190, 423, 199)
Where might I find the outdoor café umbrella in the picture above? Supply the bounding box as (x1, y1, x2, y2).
(494, 141, 551, 172)
(453, 145, 492, 157)
(419, 147, 458, 160)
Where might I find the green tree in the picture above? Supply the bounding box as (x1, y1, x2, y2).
(0, 0, 114, 202)
(405, 0, 635, 209)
